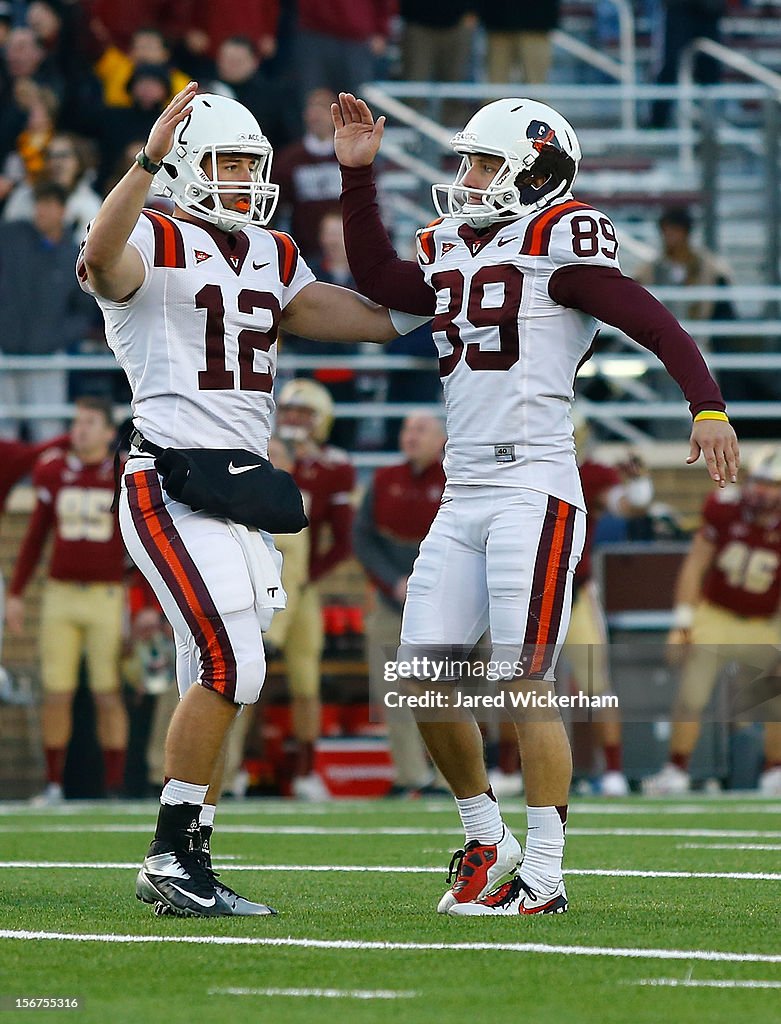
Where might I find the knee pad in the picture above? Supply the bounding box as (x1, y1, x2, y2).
(231, 655, 267, 705)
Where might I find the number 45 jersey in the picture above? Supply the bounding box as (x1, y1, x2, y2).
(77, 211, 315, 455)
(417, 200, 620, 510)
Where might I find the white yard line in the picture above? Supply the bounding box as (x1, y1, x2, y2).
(1, 861, 780, 881)
(632, 978, 781, 989)
(3, 929, 781, 964)
(209, 986, 418, 999)
(3, 824, 781, 840)
(678, 842, 781, 852)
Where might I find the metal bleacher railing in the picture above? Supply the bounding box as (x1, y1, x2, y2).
(3, 280, 780, 463)
(4, 16, 781, 464)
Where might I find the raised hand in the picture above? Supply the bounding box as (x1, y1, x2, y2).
(687, 419, 740, 488)
(331, 92, 386, 168)
(145, 81, 199, 164)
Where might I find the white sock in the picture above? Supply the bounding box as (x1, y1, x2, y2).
(455, 791, 504, 845)
(199, 803, 216, 828)
(160, 779, 209, 807)
(522, 805, 566, 894)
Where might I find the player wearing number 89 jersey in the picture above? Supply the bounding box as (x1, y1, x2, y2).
(416, 201, 618, 508)
(334, 92, 739, 918)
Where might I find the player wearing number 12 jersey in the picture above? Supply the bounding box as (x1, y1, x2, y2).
(79, 84, 401, 919)
(333, 93, 739, 918)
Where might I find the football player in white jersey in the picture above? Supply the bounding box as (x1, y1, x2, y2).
(79, 82, 406, 918)
(333, 93, 739, 917)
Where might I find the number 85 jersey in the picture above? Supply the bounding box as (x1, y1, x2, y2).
(417, 199, 620, 510)
(77, 211, 314, 455)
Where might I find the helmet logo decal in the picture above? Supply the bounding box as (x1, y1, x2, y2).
(527, 120, 560, 153)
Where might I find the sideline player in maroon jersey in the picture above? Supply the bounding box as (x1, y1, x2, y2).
(0, 432, 69, 694)
(264, 378, 355, 800)
(333, 91, 738, 918)
(644, 447, 781, 795)
(353, 412, 448, 795)
(567, 421, 654, 796)
(6, 398, 127, 805)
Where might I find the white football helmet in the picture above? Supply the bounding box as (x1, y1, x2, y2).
(745, 446, 781, 513)
(154, 93, 279, 232)
(277, 378, 334, 444)
(432, 98, 581, 228)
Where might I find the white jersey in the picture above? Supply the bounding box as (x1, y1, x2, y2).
(417, 197, 621, 510)
(78, 211, 315, 455)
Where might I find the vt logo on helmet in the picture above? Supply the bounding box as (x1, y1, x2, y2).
(432, 98, 581, 228)
(527, 120, 561, 153)
(154, 93, 279, 232)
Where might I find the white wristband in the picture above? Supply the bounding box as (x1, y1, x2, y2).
(389, 309, 433, 335)
(673, 604, 695, 630)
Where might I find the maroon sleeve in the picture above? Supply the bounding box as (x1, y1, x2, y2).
(9, 496, 55, 595)
(0, 435, 68, 515)
(549, 265, 726, 416)
(310, 502, 354, 582)
(340, 164, 436, 316)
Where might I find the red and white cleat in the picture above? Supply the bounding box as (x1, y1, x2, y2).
(448, 875, 568, 916)
(436, 827, 523, 914)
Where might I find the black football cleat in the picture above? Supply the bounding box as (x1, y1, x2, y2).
(197, 825, 277, 916)
(136, 840, 233, 917)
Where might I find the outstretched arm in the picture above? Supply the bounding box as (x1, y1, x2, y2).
(550, 264, 739, 487)
(280, 281, 396, 343)
(333, 93, 436, 316)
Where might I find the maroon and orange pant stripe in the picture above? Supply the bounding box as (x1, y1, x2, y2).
(126, 470, 237, 700)
(523, 496, 578, 678)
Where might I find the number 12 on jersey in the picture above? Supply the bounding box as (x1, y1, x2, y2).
(195, 283, 280, 393)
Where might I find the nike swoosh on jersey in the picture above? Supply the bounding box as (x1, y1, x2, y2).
(228, 462, 263, 475)
(496, 237, 519, 247)
(169, 882, 216, 908)
(253, 261, 270, 270)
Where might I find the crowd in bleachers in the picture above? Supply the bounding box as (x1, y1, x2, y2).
(0, 0, 767, 446)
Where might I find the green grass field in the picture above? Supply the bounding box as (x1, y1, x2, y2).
(1, 795, 780, 1024)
